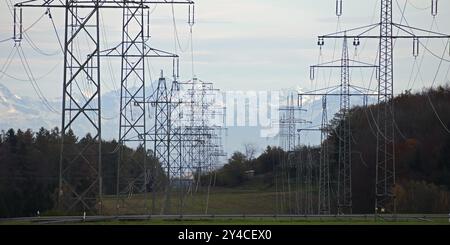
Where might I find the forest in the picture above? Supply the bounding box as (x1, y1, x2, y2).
(0, 128, 163, 217)
(207, 86, 450, 213)
(1, 86, 450, 217)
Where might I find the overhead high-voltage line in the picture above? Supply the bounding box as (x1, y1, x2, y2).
(13, 0, 195, 214)
(317, 0, 450, 215)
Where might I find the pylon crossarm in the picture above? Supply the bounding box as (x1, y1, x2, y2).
(98, 44, 179, 58)
(15, 0, 194, 8)
(319, 23, 380, 39)
(311, 59, 378, 68)
(299, 85, 341, 94)
(350, 84, 378, 93)
(393, 23, 450, 38)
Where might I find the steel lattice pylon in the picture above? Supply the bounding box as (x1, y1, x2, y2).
(152, 76, 172, 214)
(337, 37, 352, 214)
(307, 35, 377, 215)
(14, 0, 195, 214)
(375, 0, 395, 214)
(317, 0, 450, 214)
(305, 148, 314, 215)
(116, 1, 148, 214)
(179, 79, 226, 191)
(278, 93, 308, 215)
(59, 2, 102, 212)
(319, 96, 330, 215)
(146, 76, 225, 215)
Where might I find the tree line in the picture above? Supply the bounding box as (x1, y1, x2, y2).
(0, 128, 163, 217)
(205, 86, 450, 213)
(1, 86, 450, 216)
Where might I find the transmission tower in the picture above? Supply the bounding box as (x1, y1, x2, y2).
(310, 36, 377, 214)
(143, 76, 225, 215)
(14, 0, 194, 213)
(319, 96, 330, 215)
(317, 0, 450, 214)
(296, 96, 332, 215)
(278, 93, 309, 214)
(103, 1, 193, 215)
(305, 146, 314, 215)
(338, 37, 351, 214)
(178, 78, 226, 207)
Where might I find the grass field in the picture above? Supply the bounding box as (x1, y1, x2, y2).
(2, 217, 450, 225)
(103, 186, 279, 215)
(102, 178, 303, 215)
(2, 183, 449, 225)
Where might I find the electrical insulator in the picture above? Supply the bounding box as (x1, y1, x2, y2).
(13, 8, 23, 42)
(310, 67, 315, 81)
(413, 37, 419, 58)
(318, 37, 324, 46)
(447, 40, 450, 56)
(172, 58, 176, 79)
(336, 0, 343, 17)
(188, 4, 195, 26)
(448, 40, 450, 57)
(322, 96, 327, 110)
(146, 8, 150, 40)
(353, 37, 360, 46)
(177, 58, 180, 78)
(431, 0, 438, 17)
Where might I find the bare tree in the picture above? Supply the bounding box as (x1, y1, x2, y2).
(244, 143, 258, 161)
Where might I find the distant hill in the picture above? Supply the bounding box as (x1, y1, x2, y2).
(327, 86, 450, 213)
(210, 86, 450, 214)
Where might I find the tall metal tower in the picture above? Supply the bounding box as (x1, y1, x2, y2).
(178, 78, 226, 202)
(116, 1, 149, 214)
(15, 0, 104, 212)
(144, 76, 225, 215)
(317, 0, 450, 214)
(14, 0, 195, 213)
(376, 0, 396, 214)
(305, 147, 314, 215)
(278, 93, 307, 214)
(337, 36, 352, 215)
(308, 36, 377, 214)
(318, 96, 330, 215)
(60, 2, 102, 213)
(97, 3, 191, 214)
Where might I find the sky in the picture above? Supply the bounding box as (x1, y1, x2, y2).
(1, 0, 450, 95)
(1, 0, 450, 152)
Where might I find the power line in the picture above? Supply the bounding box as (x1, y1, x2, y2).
(16, 45, 59, 113)
(424, 40, 450, 133)
(171, 3, 191, 53)
(393, 1, 450, 134)
(0, 60, 60, 82)
(407, 0, 431, 10)
(0, 38, 13, 43)
(0, 47, 17, 81)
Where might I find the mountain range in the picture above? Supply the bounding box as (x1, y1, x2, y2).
(0, 82, 373, 158)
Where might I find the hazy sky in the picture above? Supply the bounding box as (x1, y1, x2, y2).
(1, 0, 450, 154)
(1, 0, 450, 98)
(1, 0, 450, 152)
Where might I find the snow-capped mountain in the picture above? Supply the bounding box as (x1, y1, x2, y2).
(0, 83, 61, 131)
(0, 82, 120, 138)
(0, 82, 376, 156)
